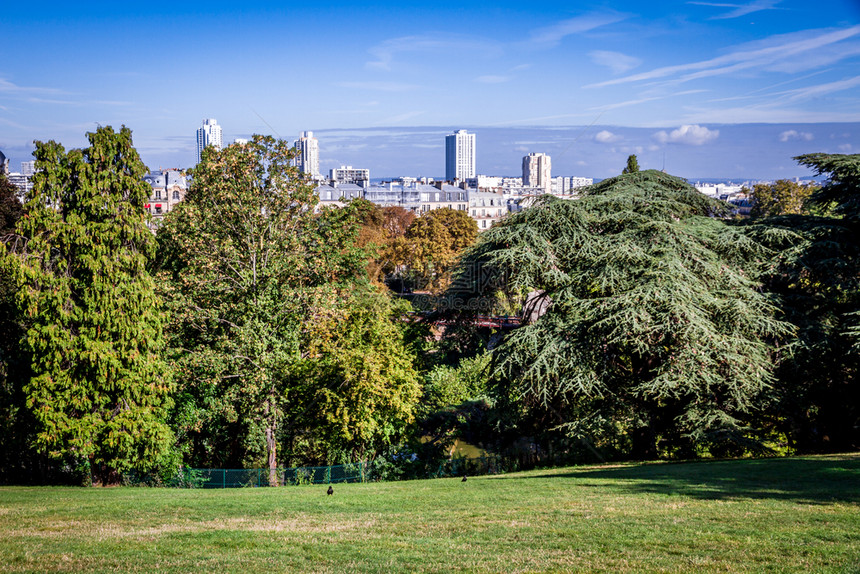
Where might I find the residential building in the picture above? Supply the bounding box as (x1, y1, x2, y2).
(469, 190, 506, 231)
(421, 183, 468, 214)
(552, 176, 593, 195)
(143, 169, 188, 227)
(316, 182, 364, 209)
(294, 131, 320, 178)
(196, 119, 222, 164)
(445, 130, 476, 182)
(522, 153, 552, 193)
(364, 182, 421, 210)
(330, 165, 369, 187)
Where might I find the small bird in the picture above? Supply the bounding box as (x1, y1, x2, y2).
(462, 475, 467, 482)
(327, 485, 334, 495)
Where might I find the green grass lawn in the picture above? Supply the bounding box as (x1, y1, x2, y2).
(1, 454, 858, 573)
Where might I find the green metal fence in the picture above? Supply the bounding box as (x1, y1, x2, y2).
(136, 452, 574, 488)
(174, 462, 367, 488)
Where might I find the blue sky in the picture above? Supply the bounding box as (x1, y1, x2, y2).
(2, 0, 859, 179)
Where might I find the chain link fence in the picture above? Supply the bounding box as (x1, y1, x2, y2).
(169, 462, 367, 488)
(131, 452, 570, 488)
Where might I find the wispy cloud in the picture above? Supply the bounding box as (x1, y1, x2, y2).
(780, 75, 860, 101)
(365, 34, 501, 71)
(379, 111, 427, 124)
(0, 77, 66, 96)
(476, 75, 511, 84)
(689, 0, 782, 20)
(653, 125, 720, 145)
(475, 64, 531, 84)
(589, 50, 641, 74)
(334, 81, 420, 92)
(594, 90, 707, 111)
(529, 12, 628, 47)
(587, 26, 860, 88)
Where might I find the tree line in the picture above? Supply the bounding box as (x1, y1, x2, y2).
(0, 128, 857, 485)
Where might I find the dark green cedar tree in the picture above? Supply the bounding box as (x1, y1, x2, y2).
(451, 170, 792, 457)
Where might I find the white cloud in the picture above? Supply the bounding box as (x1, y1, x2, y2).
(779, 130, 814, 142)
(334, 81, 419, 92)
(586, 26, 860, 89)
(688, 0, 782, 20)
(589, 50, 641, 74)
(839, 143, 853, 152)
(781, 75, 860, 101)
(653, 125, 720, 145)
(530, 12, 628, 47)
(594, 130, 621, 143)
(365, 35, 501, 71)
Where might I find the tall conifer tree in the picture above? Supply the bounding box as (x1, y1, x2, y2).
(14, 127, 173, 483)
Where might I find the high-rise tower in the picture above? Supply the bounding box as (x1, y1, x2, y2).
(445, 130, 476, 182)
(522, 152, 552, 193)
(294, 131, 320, 178)
(196, 119, 223, 164)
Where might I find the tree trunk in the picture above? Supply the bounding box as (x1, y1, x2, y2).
(264, 392, 278, 486)
(265, 425, 277, 486)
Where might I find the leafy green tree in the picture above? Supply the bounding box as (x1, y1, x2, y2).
(12, 127, 174, 484)
(452, 170, 791, 458)
(0, 174, 34, 483)
(749, 154, 860, 452)
(288, 290, 421, 462)
(0, 174, 22, 235)
(158, 136, 420, 476)
(749, 179, 817, 218)
(622, 154, 640, 174)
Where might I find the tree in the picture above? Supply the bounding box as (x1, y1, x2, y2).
(0, 174, 22, 236)
(0, 174, 33, 483)
(288, 290, 421, 462)
(622, 154, 640, 174)
(749, 179, 817, 218)
(12, 127, 174, 483)
(747, 154, 860, 452)
(157, 136, 420, 477)
(391, 207, 478, 291)
(452, 170, 791, 458)
(796, 153, 860, 219)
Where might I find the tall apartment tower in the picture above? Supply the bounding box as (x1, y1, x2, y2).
(523, 152, 552, 193)
(294, 131, 320, 178)
(196, 119, 223, 164)
(445, 130, 476, 182)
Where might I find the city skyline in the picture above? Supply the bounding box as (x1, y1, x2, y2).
(1, 1, 859, 179)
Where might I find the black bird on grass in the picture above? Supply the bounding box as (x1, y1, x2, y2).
(327, 485, 334, 495)
(462, 475, 467, 482)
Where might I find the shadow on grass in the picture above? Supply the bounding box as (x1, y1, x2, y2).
(524, 455, 860, 504)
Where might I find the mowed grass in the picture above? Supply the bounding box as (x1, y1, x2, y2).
(1, 455, 858, 573)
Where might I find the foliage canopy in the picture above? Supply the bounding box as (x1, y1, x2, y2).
(453, 170, 791, 456)
(12, 126, 174, 481)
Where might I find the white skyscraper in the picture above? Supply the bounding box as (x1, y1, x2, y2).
(522, 153, 552, 193)
(294, 131, 320, 178)
(445, 130, 476, 182)
(196, 119, 223, 164)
